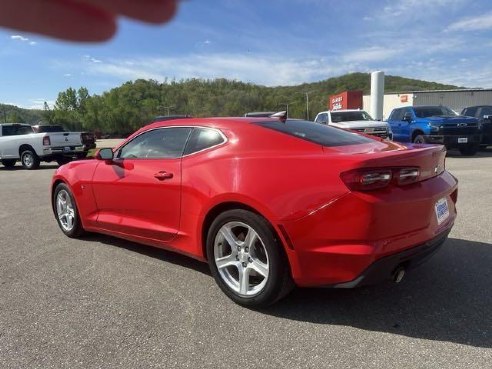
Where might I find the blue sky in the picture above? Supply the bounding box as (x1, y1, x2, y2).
(1, 0, 491, 109)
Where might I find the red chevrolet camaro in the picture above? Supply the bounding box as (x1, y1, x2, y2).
(51, 117, 458, 307)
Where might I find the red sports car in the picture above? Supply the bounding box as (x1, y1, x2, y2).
(52, 117, 457, 307)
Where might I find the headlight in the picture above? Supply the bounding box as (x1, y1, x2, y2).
(428, 122, 440, 133)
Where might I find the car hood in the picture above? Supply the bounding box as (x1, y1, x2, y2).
(330, 120, 389, 129)
(425, 115, 478, 125)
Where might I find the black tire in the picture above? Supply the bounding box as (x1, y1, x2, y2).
(53, 183, 85, 238)
(20, 149, 40, 170)
(459, 144, 479, 156)
(206, 209, 293, 308)
(1, 159, 16, 168)
(413, 135, 426, 144)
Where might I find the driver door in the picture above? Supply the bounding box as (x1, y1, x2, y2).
(91, 127, 192, 242)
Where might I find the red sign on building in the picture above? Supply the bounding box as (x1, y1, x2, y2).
(328, 90, 363, 110)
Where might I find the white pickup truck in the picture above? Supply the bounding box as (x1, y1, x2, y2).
(0, 123, 91, 169)
(314, 109, 393, 140)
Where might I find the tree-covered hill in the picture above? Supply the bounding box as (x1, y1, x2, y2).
(2, 73, 459, 135)
(0, 104, 44, 124)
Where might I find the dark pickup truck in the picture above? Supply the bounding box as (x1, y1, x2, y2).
(387, 105, 481, 156)
(461, 105, 492, 147)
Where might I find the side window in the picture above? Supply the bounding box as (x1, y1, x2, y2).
(462, 107, 476, 117)
(16, 125, 34, 135)
(118, 127, 192, 159)
(184, 128, 225, 155)
(389, 109, 402, 121)
(402, 107, 413, 120)
(315, 113, 328, 124)
(1, 125, 15, 136)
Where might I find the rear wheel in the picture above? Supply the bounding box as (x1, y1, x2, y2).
(1, 159, 16, 168)
(206, 209, 293, 308)
(459, 144, 479, 156)
(53, 183, 85, 238)
(20, 149, 40, 170)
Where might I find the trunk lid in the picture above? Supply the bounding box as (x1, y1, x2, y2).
(325, 141, 447, 183)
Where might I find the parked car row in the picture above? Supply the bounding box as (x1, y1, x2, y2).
(313, 104, 489, 156)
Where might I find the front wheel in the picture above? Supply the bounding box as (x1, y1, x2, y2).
(413, 135, 426, 144)
(20, 149, 40, 170)
(206, 209, 293, 308)
(53, 183, 85, 238)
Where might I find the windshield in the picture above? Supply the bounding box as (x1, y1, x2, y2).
(331, 111, 374, 123)
(255, 120, 373, 147)
(414, 106, 457, 118)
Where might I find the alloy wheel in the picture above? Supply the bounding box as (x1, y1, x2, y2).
(214, 221, 269, 296)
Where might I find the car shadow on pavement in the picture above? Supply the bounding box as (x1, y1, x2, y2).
(0, 164, 59, 171)
(82, 233, 211, 276)
(266, 237, 492, 348)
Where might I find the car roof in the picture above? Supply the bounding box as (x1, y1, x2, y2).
(0, 123, 31, 126)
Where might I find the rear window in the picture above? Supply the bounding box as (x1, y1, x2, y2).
(254, 120, 373, 147)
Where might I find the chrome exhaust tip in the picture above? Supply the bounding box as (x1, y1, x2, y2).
(393, 267, 405, 283)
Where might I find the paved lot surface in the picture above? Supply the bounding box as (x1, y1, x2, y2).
(0, 149, 491, 368)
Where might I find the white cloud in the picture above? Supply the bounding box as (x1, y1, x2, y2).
(447, 12, 492, 32)
(342, 46, 402, 63)
(11, 35, 28, 42)
(80, 53, 356, 86)
(383, 0, 464, 17)
(83, 55, 102, 63)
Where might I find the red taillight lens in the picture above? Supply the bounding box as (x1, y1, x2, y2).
(341, 167, 421, 191)
(43, 136, 51, 146)
(341, 169, 393, 191)
(397, 167, 420, 185)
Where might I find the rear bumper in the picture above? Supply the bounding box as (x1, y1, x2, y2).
(423, 134, 481, 148)
(280, 171, 458, 287)
(41, 146, 89, 160)
(331, 229, 450, 288)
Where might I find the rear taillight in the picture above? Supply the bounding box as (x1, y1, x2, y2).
(397, 168, 420, 185)
(341, 169, 392, 191)
(341, 167, 421, 191)
(43, 136, 51, 146)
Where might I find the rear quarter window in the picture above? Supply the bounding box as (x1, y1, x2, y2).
(254, 120, 373, 147)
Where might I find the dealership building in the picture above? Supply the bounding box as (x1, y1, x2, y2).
(363, 89, 492, 120)
(328, 86, 492, 121)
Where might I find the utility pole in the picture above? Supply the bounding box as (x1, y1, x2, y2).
(304, 91, 315, 121)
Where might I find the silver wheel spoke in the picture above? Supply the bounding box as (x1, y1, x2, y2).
(238, 267, 250, 295)
(250, 259, 269, 278)
(215, 254, 239, 270)
(243, 226, 257, 248)
(220, 226, 238, 248)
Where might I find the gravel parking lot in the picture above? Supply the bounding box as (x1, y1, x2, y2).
(0, 147, 491, 369)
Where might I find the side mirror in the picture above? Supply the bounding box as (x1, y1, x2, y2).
(96, 148, 114, 161)
(402, 113, 413, 122)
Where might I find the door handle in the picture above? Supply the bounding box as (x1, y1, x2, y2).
(154, 171, 173, 180)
